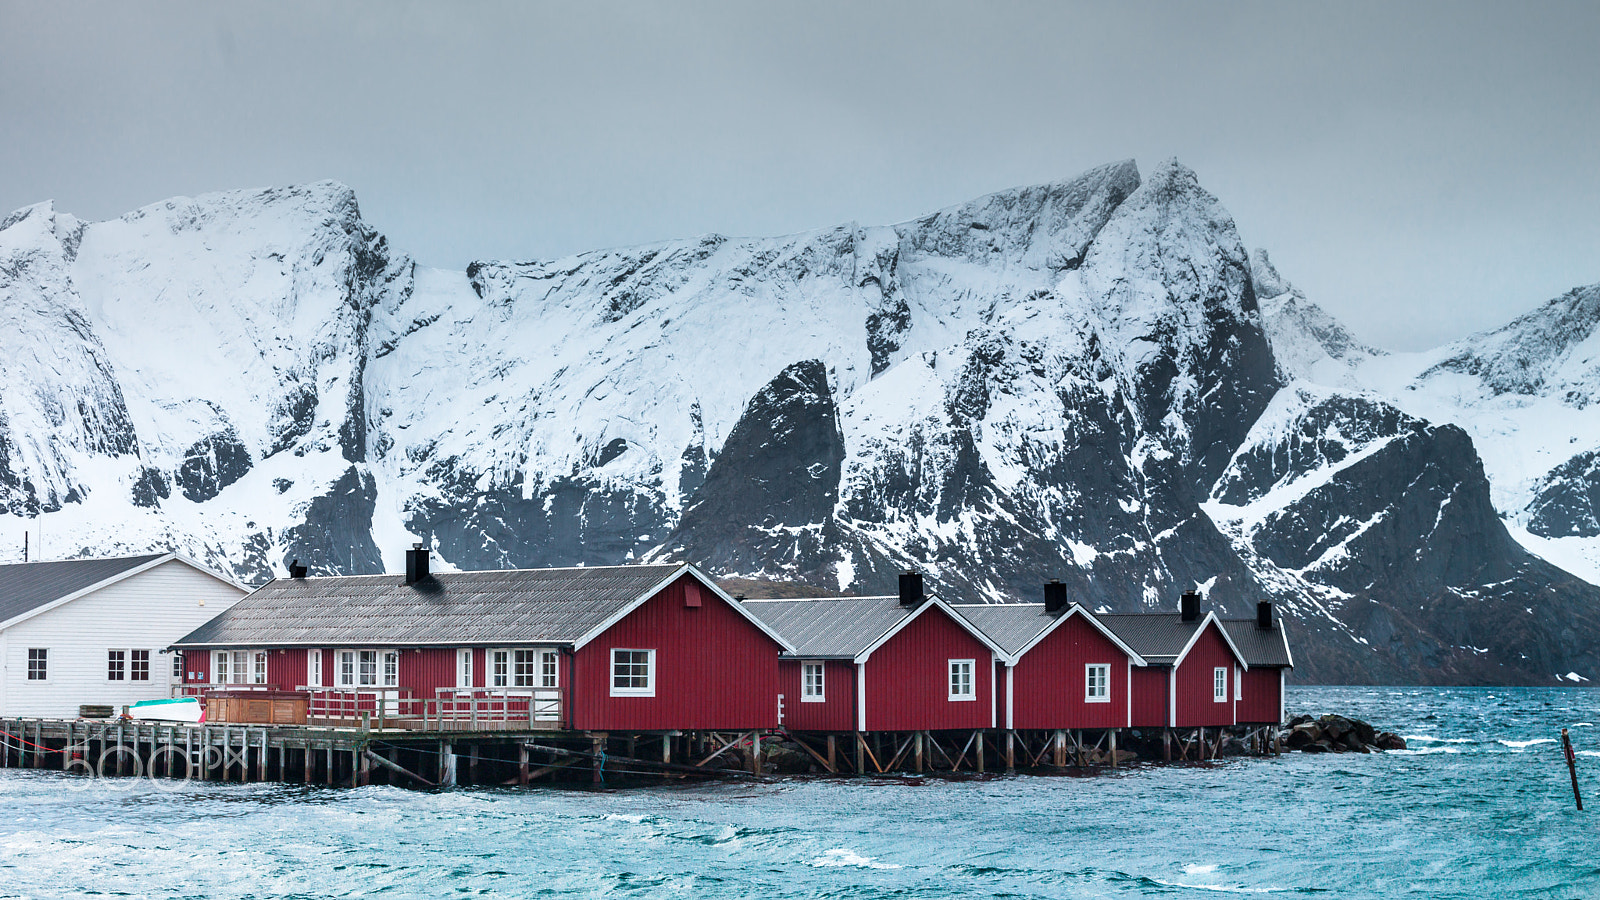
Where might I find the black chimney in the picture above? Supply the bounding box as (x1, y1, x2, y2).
(405, 543, 429, 585)
(898, 572, 924, 607)
(1180, 589, 1200, 623)
(288, 559, 307, 579)
(1257, 600, 1274, 630)
(1043, 579, 1068, 614)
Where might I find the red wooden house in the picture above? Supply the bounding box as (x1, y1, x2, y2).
(741, 575, 1007, 733)
(953, 582, 1147, 731)
(1097, 591, 1249, 729)
(169, 550, 794, 732)
(1220, 602, 1294, 725)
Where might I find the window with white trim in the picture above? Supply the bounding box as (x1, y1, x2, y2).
(801, 662, 825, 702)
(108, 650, 126, 681)
(457, 649, 474, 688)
(539, 649, 559, 688)
(1085, 663, 1110, 702)
(172, 652, 186, 680)
(610, 648, 655, 696)
(1235, 665, 1242, 701)
(512, 649, 537, 687)
(336, 649, 398, 687)
(491, 649, 509, 687)
(130, 650, 150, 681)
(948, 659, 975, 700)
(27, 648, 46, 681)
(214, 650, 268, 685)
(308, 649, 322, 687)
(1214, 666, 1228, 702)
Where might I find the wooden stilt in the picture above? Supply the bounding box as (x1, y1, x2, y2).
(1006, 730, 1016, 772)
(750, 732, 762, 775)
(325, 744, 335, 786)
(441, 742, 456, 787)
(976, 731, 985, 774)
(1109, 730, 1118, 769)
(1053, 730, 1066, 767)
(591, 735, 605, 783)
(258, 730, 269, 782)
(826, 734, 836, 773)
(914, 732, 924, 773)
(519, 744, 530, 785)
(856, 732, 865, 775)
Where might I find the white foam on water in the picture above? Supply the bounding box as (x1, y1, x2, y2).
(1151, 878, 1277, 894)
(1402, 735, 1474, 744)
(1497, 739, 1557, 749)
(1185, 864, 1220, 875)
(1577, 750, 1600, 758)
(1393, 747, 1462, 755)
(811, 848, 902, 869)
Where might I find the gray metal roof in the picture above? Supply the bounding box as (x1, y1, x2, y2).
(1093, 613, 1205, 664)
(1219, 620, 1294, 667)
(947, 603, 1059, 656)
(0, 554, 167, 625)
(172, 564, 685, 648)
(740, 596, 911, 658)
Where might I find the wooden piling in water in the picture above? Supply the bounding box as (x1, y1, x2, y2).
(1563, 727, 1583, 810)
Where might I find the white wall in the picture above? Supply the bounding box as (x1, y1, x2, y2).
(1, 559, 245, 718)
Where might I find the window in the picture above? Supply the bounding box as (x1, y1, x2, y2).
(213, 650, 268, 685)
(948, 659, 975, 700)
(610, 648, 654, 696)
(1214, 667, 1228, 703)
(337, 650, 398, 687)
(172, 652, 186, 680)
(27, 648, 47, 681)
(457, 649, 474, 688)
(540, 649, 559, 689)
(308, 650, 322, 687)
(801, 662, 825, 702)
(130, 650, 150, 682)
(108, 650, 126, 681)
(512, 649, 537, 687)
(491, 650, 509, 687)
(1235, 665, 1242, 701)
(1085, 663, 1110, 702)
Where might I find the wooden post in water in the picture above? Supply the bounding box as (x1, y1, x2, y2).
(1563, 728, 1583, 811)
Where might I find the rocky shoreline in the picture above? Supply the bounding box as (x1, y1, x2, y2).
(1278, 714, 1407, 753)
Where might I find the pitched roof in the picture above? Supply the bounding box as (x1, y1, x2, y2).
(172, 564, 690, 648)
(0, 554, 168, 626)
(1219, 619, 1294, 667)
(948, 603, 1059, 656)
(740, 596, 908, 658)
(1093, 613, 1207, 664)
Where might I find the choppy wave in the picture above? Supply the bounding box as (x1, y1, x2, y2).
(0, 686, 1596, 898)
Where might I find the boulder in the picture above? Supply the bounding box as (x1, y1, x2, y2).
(1375, 732, 1407, 751)
(1285, 724, 1318, 749)
(1318, 714, 1356, 741)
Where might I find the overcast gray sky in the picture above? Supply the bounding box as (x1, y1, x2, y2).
(3, 1, 1596, 350)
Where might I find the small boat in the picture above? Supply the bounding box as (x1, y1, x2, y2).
(128, 697, 205, 723)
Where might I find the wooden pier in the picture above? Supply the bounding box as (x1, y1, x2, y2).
(1, 718, 1281, 787)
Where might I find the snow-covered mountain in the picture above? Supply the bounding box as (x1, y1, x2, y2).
(2, 161, 1595, 684)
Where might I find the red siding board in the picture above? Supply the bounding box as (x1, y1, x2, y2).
(399, 648, 458, 700)
(1174, 623, 1239, 728)
(1129, 666, 1169, 727)
(862, 606, 994, 732)
(571, 575, 784, 731)
(778, 659, 855, 731)
(1008, 615, 1132, 730)
(1236, 667, 1284, 724)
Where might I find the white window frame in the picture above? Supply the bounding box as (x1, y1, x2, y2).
(26, 648, 47, 681)
(610, 648, 655, 697)
(1235, 664, 1242, 701)
(801, 661, 826, 702)
(490, 649, 510, 688)
(336, 649, 398, 688)
(172, 652, 186, 680)
(948, 659, 976, 701)
(108, 649, 126, 682)
(539, 649, 560, 689)
(457, 649, 474, 689)
(1085, 663, 1110, 703)
(130, 649, 151, 682)
(308, 649, 323, 687)
(1214, 666, 1228, 703)
(512, 649, 537, 687)
(213, 649, 269, 685)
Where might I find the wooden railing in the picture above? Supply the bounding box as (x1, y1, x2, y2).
(172, 684, 563, 732)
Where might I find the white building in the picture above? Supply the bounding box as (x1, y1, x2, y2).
(0, 553, 247, 718)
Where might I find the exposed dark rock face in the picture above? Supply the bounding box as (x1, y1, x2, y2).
(280, 465, 383, 576)
(1527, 450, 1600, 537)
(176, 428, 252, 503)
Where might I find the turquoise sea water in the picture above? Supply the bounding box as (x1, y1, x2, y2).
(1, 686, 1597, 899)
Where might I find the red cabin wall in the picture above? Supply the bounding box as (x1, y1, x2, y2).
(1174, 624, 1238, 727)
(1236, 667, 1283, 724)
(1129, 666, 1169, 727)
(862, 606, 994, 732)
(265, 649, 306, 689)
(571, 575, 783, 731)
(778, 659, 856, 731)
(398, 648, 458, 699)
(1008, 615, 1131, 730)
